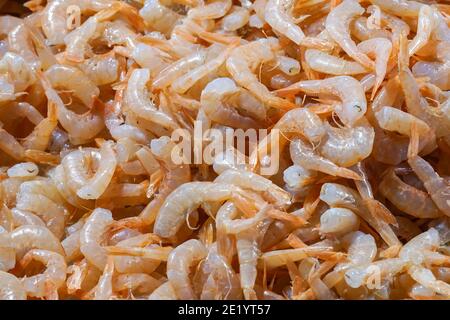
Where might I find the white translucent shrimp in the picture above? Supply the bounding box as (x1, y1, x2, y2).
(10, 225, 64, 260)
(139, 0, 181, 36)
(290, 139, 362, 180)
(79, 208, 113, 270)
(125, 68, 178, 130)
(368, 0, 422, 18)
(154, 182, 249, 238)
(200, 77, 260, 130)
(226, 38, 295, 110)
(148, 281, 178, 300)
(172, 43, 236, 94)
(375, 106, 431, 138)
(283, 164, 317, 191)
(15, 179, 68, 239)
(215, 169, 291, 208)
(408, 266, 450, 297)
(305, 49, 368, 76)
(221, 5, 249, 32)
(7, 24, 40, 69)
(10, 208, 46, 228)
(379, 168, 442, 219)
(167, 239, 207, 300)
(93, 257, 115, 300)
(188, 0, 232, 20)
(399, 228, 440, 264)
(40, 67, 104, 144)
(325, 0, 375, 69)
(357, 38, 392, 99)
(0, 52, 35, 92)
(277, 76, 367, 126)
(320, 183, 401, 251)
(407, 131, 450, 217)
(408, 5, 434, 57)
(76, 140, 117, 200)
(41, 0, 115, 45)
(319, 208, 359, 236)
(114, 273, 162, 296)
(20, 249, 67, 299)
(0, 271, 26, 300)
(64, 5, 119, 62)
(318, 119, 375, 167)
(80, 53, 119, 86)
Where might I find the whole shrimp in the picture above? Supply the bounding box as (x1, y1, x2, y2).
(154, 182, 255, 238)
(125, 68, 178, 130)
(368, 0, 422, 18)
(326, 0, 375, 70)
(226, 38, 295, 110)
(20, 249, 67, 299)
(290, 139, 362, 180)
(277, 76, 367, 126)
(379, 167, 442, 219)
(188, 0, 232, 20)
(167, 239, 207, 299)
(200, 77, 261, 130)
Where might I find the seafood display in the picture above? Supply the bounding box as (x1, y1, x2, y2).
(0, 0, 449, 300)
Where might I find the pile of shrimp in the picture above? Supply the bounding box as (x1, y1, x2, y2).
(0, 0, 449, 300)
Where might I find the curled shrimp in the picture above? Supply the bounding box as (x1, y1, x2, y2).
(0, 226, 15, 272)
(22, 102, 58, 152)
(40, 67, 104, 144)
(318, 118, 375, 167)
(326, 0, 375, 70)
(368, 0, 422, 18)
(188, 0, 232, 20)
(167, 239, 207, 299)
(76, 140, 117, 200)
(0, 271, 26, 300)
(277, 76, 367, 126)
(265, 0, 332, 49)
(226, 38, 295, 110)
(319, 208, 360, 236)
(125, 68, 178, 130)
(379, 167, 442, 219)
(10, 225, 64, 260)
(20, 249, 67, 299)
(200, 77, 260, 130)
(290, 139, 362, 180)
(79, 208, 114, 270)
(154, 182, 251, 238)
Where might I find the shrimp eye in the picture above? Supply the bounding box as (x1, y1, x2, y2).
(354, 105, 362, 112)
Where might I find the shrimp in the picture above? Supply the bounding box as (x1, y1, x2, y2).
(226, 38, 295, 110)
(368, 0, 422, 18)
(283, 164, 317, 190)
(172, 43, 236, 94)
(76, 140, 117, 200)
(15, 179, 68, 239)
(277, 76, 367, 126)
(408, 266, 450, 297)
(320, 183, 401, 252)
(79, 208, 113, 270)
(22, 101, 58, 152)
(40, 68, 104, 144)
(265, 0, 332, 50)
(305, 49, 368, 76)
(357, 38, 392, 99)
(318, 118, 375, 167)
(20, 249, 67, 299)
(93, 257, 115, 300)
(125, 68, 178, 130)
(167, 239, 207, 299)
(407, 126, 450, 216)
(290, 139, 362, 180)
(41, 0, 114, 45)
(0, 127, 25, 160)
(114, 273, 162, 296)
(200, 77, 260, 130)
(154, 182, 252, 238)
(139, 0, 181, 36)
(378, 168, 442, 219)
(236, 220, 270, 300)
(0, 271, 26, 300)
(188, 0, 232, 20)
(408, 5, 434, 57)
(221, 5, 249, 32)
(7, 24, 40, 69)
(326, 0, 375, 70)
(10, 225, 64, 260)
(0, 52, 35, 92)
